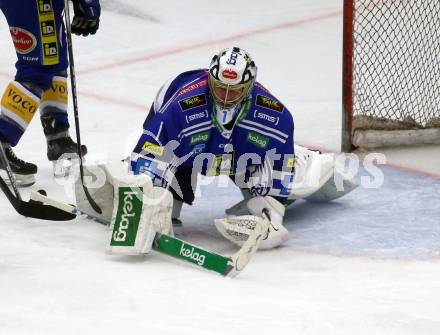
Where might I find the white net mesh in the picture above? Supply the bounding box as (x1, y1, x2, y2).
(352, 0, 440, 131)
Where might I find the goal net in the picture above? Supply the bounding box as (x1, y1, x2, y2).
(342, 0, 440, 151)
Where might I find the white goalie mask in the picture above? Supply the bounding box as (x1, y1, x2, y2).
(208, 47, 257, 125)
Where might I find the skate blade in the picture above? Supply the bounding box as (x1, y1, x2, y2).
(0, 170, 35, 187)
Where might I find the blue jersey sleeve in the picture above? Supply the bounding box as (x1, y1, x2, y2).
(131, 102, 185, 185)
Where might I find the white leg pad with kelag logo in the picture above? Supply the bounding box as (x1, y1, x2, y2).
(75, 161, 132, 223)
(106, 174, 173, 255)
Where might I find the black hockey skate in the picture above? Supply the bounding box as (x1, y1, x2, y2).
(0, 145, 37, 187)
(47, 136, 87, 161)
(47, 136, 87, 177)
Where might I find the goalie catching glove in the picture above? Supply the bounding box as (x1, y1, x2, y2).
(215, 196, 288, 250)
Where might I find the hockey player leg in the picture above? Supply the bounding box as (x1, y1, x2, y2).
(40, 74, 87, 177)
(0, 81, 42, 186)
(289, 148, 359, 202)
(167, 165, 198, 235)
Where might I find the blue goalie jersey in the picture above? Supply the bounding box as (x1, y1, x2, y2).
(131, 69, 296, 199)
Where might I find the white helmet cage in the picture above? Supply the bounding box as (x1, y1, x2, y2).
(208, 47, 258, 112)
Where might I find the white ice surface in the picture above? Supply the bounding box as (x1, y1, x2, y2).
(1, 1, 440, 334)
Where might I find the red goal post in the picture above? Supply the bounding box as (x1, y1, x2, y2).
(341, 0, 440, 152)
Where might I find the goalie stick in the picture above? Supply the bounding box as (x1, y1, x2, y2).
(30, 190, 269, 277)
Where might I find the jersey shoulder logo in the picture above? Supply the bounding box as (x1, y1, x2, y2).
(179, 94, 207, 111)
(255, 94, 284, 113)
(141, 141, 164, 156)
(247, 131, 269, 149)
(190, 131, 210, 145)
(185, 110, 209, 123)
(177, 79, 208, 97)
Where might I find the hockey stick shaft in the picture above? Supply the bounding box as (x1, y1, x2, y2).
(154, 219, 270, 277)
(153, 234, 232, 275)
(63, 0, 102, 214)
(226, 212, 270, 277)
(155, 215, 270, 277)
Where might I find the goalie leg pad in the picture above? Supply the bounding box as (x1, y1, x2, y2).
(107, 174, 173, 256)
(74, 163, 119, 223)
(75, 160, 145, 222)
(288, 149, 359, 201)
